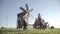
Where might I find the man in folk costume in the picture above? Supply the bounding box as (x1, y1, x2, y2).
(23, 13, 29, 30)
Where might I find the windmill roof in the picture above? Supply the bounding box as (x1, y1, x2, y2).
(17, 12, 27, 17)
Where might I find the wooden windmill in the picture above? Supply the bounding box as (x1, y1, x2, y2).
(17, 4, 33, 30)
(33, 13, 49, 29)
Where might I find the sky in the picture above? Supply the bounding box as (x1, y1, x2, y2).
(0, 0, 60, 28)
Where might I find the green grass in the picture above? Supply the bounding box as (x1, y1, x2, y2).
(0, 28, 60, 34)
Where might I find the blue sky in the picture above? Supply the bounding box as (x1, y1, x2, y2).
(0, 0, 60, 28)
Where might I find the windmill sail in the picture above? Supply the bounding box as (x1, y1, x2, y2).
(26, 4, 29, 11)
(20, 7, 27, 12)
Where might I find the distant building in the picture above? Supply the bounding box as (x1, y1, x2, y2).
(33, 13, 43, 29)
(33, 13, 49, 29)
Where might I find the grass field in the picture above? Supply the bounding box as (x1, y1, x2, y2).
(0, 28, 60, 34)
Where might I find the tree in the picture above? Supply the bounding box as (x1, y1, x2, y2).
(51, 26, 55, 29)
(1, 27, 4, 29)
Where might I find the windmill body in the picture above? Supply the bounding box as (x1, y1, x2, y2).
(17, 12, 26, 28)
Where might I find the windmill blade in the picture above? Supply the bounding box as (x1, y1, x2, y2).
(25, 13, 28, 16)
(29, 8, 33, 13)
(29, 13, 34, 18)
(26, 4, 29, 11)
(20, 7, 27, 12)
(24, 13, 29, 17)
